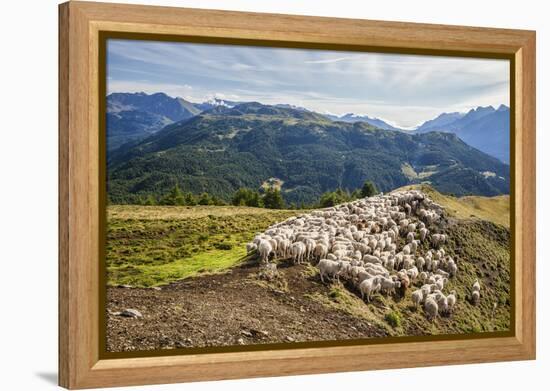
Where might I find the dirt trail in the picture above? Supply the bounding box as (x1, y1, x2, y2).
(106, 261, 387, 352)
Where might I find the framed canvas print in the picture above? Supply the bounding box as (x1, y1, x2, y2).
(58, 1, 536, 389)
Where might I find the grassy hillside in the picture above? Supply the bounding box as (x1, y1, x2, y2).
(105, 187, 510, 347)
(106, 205, 301, 287)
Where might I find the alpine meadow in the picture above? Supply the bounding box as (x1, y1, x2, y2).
(104, 39, 511, 352)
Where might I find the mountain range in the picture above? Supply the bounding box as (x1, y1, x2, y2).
(107, 92, 201, 150)
(107, 100, 510, 204)
(106, 92, 510, 164)
(415, 105, 510, 163)
(324, 113, 402, 131)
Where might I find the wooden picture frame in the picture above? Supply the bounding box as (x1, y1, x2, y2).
(59, 1, 536, 389)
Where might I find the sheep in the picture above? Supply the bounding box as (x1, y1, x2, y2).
(313, 243, 328, 261)
(472, 279, 481, 292)
(411, 289, 424, 308)
(359, 276, 381, 302)
(434, 277, 447, 291)
(318, 259, 343, 283)
(416, 257, 425, 272)
(349, 265, 364, 279)
(431, 233, 443, 247)
(402, 256, 415, 270)
(304, 238, 316, 260)
(246, 242, 258, 254)
(363, 254, 381, 264)
(424, 297, 439, 321)
(447, 290, 457, 313)
(258, 240, 273, 264)
(250, 189, 461, 317)
(380, 277, 401, 295)
(421, 284, 433, 297)
(407, 266, 419, 282)
(356, 269, 375, 284)
(435, 294, 448, 314)
(471, 290, 480, 305)
(291, 242, 306, 264)
(410, 240, 419, 254)
(419, 227, 428, 241)
(447, 261, 458, 277)
(398, 274, 410, 296)
(268, 238, 279, 258)
(418, 271, 428, 284)
(425, 257, 433, 272)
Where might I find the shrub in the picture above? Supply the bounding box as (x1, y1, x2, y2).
(232, 188, 263, 207)
(385, 311, 401, 328)
(361, 181, 378, 198)
(262, 188, 285, 209)
(198, 192, 212, 205)
(319, 188, 351, 207)
(159, 184, 185, 205)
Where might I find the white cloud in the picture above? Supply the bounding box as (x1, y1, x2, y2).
(107, 39, 510, 127)
(304, 56, 357, 64)
(107, 80, 195, 100)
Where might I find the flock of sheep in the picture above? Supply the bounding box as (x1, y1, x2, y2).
(247, 189, 483, 321)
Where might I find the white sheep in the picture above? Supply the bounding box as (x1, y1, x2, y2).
(416, 257, 425, 271)
(434, 277, 447, 291)
(471, 290, 480, 305)
(380, 277, 400, 295)
(411, 289, 424, 308)
(291, 242, 305, 264)
(424, 297, 439, 321)
(246, 242, 257, 254)
(318, 259, 343, 283)
(250, 189, 458, 319)
(419, 227, 428, 241)
(359, 276, 381, 302)
(447, 262, 458, 277)
(313, 243, 328, 261)
(304, 238, 316, 260)
(258, 239, 273, 263)
(447, 290, 457, 313)
(407, 266, 419, 282)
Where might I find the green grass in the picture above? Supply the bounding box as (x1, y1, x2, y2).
(385, 311, 402, 328)
(106, 205, 301, 287)
(305, 284, 395, 335)
(108, 248, 247, 287)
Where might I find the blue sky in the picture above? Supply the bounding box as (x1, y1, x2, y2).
(107, 39, 510, 129)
